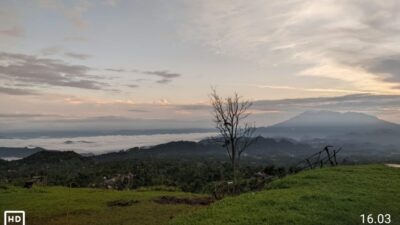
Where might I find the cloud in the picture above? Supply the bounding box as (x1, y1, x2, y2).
(130, 69, 182, 84)
(182, 0, 400, 93)
(64, 36, 87, 42)
(364, 55, 400, 83)
(129, 94, 400, 118)
(36, 0, 90, 28)
(158, 99, 170, 105)
(0, 26, 24, 38)
(174, 104, 211, 111)
(156, 78, 171, 84)
(128, 109, 148, 113)
(254, 84, 369, 94)
(103, 0, 121, 7)
(141, 70, 182, 84)
(0, 113, 60, 118)
(0, 52, 106, 90)
(160, 94, 400, 124)
(0, 8, 25, 39)
(252, 94, 400, 114)
(41, 46, 63, 56)
(127, 84, 139, 88)
(64, 52, 91, 60)
(143, 70, 181, 79)
(0, 86, 38, 95)
(124, 94, 400, 125)
(106, 68, 125, 72)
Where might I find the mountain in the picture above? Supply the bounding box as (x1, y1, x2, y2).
(0, 137, 318, 188)
(0, 137, 316, 165)
(94, 137, 315, 164)
(276, 111, 397, 129)
(4, 150, 90, 171)
(94, 141, 222, 162)
(257, 111, 400, 145)
(21, 150, 84, 163)
(0, 147, 44, 160)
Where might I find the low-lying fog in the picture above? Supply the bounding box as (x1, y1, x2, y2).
(0, 132, 217, 154)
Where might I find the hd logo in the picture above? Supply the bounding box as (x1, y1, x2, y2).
(3, 211, 25, 225)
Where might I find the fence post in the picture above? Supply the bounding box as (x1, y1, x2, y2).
(324, 146, 335, 166)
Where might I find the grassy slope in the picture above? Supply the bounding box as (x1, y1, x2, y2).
(0, 186, 206, 225)
(173, 165, 400, 225)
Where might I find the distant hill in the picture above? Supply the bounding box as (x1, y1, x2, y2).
(94, 137, 316, 165)
(21, 150, 84, 164)
(2, 116, 399, 167)
(257, 111, 400, 145)
(0, 147, 44, 159)
(4, 150, 90, 175)
(94, 140, 222, 162)
(0, 137, 318, 188)
(0, 137, 316, 164)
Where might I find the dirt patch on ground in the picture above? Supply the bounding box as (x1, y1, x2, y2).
(154, 196, 215, 205)
(106, 199, 139, 207)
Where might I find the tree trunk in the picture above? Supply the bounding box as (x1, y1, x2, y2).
(236, 155, 241, 194)
(232, 157, 236, 193)
(230, 141, 237, 193)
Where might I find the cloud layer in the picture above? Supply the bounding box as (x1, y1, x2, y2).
(64, 52, 91, 60)
(183, 0, 400, 94)
(0, 52, 105, 91)
(140, 70, 182, 84)
(0, 86, 38, 95)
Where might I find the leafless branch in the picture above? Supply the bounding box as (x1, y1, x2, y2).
(210, 88, 256, 187)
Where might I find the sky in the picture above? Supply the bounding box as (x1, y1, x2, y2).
(1, 0, 400, 134)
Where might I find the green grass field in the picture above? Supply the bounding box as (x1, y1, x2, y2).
(172, 165, 400, 225)
(1, 165, 399, 225)
(0, 186, 207, 225)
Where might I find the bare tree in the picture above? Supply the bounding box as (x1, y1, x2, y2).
(210, 89, 256, 190)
